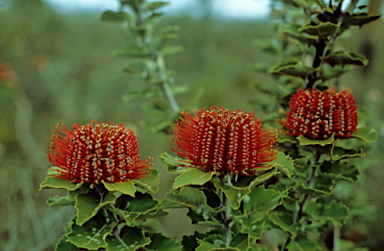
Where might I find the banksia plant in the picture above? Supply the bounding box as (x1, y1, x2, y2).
(249, 0, 379, 250)
(278, 88, 358, 140)
(40, 121, 177, 251)
(37, 0, 381, 250)
(172, 106, 278, 175)
(48, 121, 152, 184)
(162, 107, 293, 250)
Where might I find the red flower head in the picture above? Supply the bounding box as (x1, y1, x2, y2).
(278, 88, 358, 140)
(172, 106, 278, 175)
(48, 120, 153, 185)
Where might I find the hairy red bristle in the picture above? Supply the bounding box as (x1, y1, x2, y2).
(172, 106, 278, 175)
(48, 120, 152, 184)
(278, 88, 358, 140)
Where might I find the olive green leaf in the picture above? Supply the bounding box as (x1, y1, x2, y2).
(271, 152, 295, 178)
(161, 152, 192, 173)
(305, 201, 350, 225)
(101, 10, 128, 23)
(160, 187, 211, 211)
(279, 24, 317, 45)
(320, 161, 359, 182)
(345, 13, 381, 27)
(66, 213, 117, 250)
(75, 192, 117, 226)
(103, 180, 136, 197)
(331, 145, 364, 161)
(233, 186, 288, 227)
(241, 217, 267, 239)
(298, 133, 335, 146)
(106, 226, 151, 251)
(270, 59, 315, 79)
(173, 168, 216, 189)
(40, 176, 83, 191)
(144, 232, 182, 251)
(286, 235, 322, 251)
(132, 169, 160, 193)
(299, 21, 340, 37)
(269, 212, 297, 236)
(56, 235, 87, 251)
(107, 193, 158, 224)
(321, 51, 368, 67)
(352, 127, 377, 143)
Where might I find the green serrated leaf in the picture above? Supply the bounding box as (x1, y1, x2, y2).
(145, 1, 170, 12)
(108, 192, 158, 224)
(230, 233, 249, 250)
(160, 187, 211, 211)
(241, 218, 267, 239)
(161, 152, 192, 173)
(145, 232, 182, 251)
(103, 180, 136, 197)
(196, 239, 223, 251)
(305, 201, 350, 225)
(101, 10, 127, 23)
(352, 127, 377, 143)
(214, 181, 251, 210)
(271, 152, 295, 178)
(270, 59, 315, 79)
(320, 161, 359, 182)
(299, 21, 340, 37)
(286, 235, 322, 251)
(279, 24, 317, 45)
(75, 192, 117, 226)
(321, 51, 368, 67)
(269, 212, 297, 236)
(234, 186, 288, 227)
(296, 175, 335, 196)
(47, 195, 75, 206)
(331, 145, 364, 161)
(132, 169, 160, 193)
(106, 226, 151, 251)
(56, 235, 87, 251)
(345, 13, 381, 26)
(136, 208, 169, 221)
(67, 213, 117, 250)
(173, 168, 215, 189)
(248, 168, 280, 188)
(40, 176, 83, 191)
(298, 133, 334, 146)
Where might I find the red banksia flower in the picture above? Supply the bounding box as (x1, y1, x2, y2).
(48, 120, 153, 185)
(278, 88, 358, 140)
(172, 106, 278, 175)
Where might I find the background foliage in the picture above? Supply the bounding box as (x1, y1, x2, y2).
(0, 0, 383, 250)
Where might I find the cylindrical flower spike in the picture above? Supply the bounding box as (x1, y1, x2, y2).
(48, 120, 153, 185)
(172, 106, 278, 175)
(278, 88, 358, 139)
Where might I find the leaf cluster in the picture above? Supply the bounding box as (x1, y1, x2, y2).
(40, 169, 182, 251)
(161, 152, 295, 250)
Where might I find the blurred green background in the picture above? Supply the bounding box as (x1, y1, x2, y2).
(0, 0, 383, 250)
